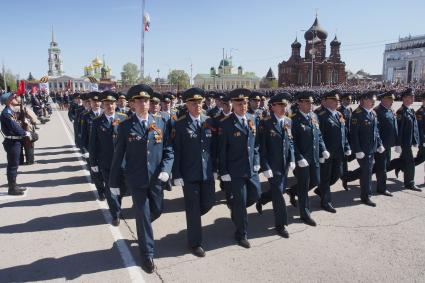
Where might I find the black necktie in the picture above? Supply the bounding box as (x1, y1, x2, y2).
(141, 120, 147, 133)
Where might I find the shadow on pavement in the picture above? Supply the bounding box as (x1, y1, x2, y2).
(0, 209, 107, 234)
(36, 145, 75, 150)
(0, 240, 131, 282)
(0, 191, 95, 209)
(18, 165, 83, 175)
(35, 150, 79, 156)
(36, 156, 82, 164)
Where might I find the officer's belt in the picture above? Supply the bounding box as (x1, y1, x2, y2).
(4, 136, 23, 140)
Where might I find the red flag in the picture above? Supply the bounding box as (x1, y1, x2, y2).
(16, 80, 26, 96)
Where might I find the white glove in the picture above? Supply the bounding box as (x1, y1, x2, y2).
(25, 131, 31, 137)
(377, 146, 385, 154)
(322, 151, 330, 159)
(221, 174, 231, 182)
(83, 152, 89, 158)
(110, 187, 120, 196)
(213, 173, 219, 180)
(319, 158, 325, 164)
(174, 178, 184, 187)
(395, 146, 402, 154)
(290, 162, 296, 170)
(262, 169, 273, 179)
(355, 152, 365, 159)
(423, 143, 425, 147)
(91, 166, 99, 173)
(297, 159, 309, 167)
(345, 150, 352, 156)
(158, 172, 170, 182)
(253, 165, 260, 172)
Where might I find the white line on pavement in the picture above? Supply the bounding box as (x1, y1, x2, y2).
(56, 109, 145, 283)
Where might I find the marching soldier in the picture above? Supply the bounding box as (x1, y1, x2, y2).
(374, 91, 398, 196)
(0, 92, 30, 195)
(160, 92, 177, 117)
(350, 91, 385, 206)
(338, 92, 353, 190)
(116, 92, 129, 114)
(202, 92, 214, 112)
(218, 88, 261, 248)
(126, 93, 136, 118)
(414, 92, 425, 167)
(316, 90, 351, 213)
(109, 84, 174, 273)
(211, 95, 233, 207)
(68, 93, 83, 147)
(290, 91, 328, 226)
(256, 92, 295, 237)
(172, 87, 216, 257)
(207, 92, 223, 118)
(89, 91, 128, 226)
(248, 91, 265, 120)
(394, 88, 421, 192)
(80, 92, 106, 200)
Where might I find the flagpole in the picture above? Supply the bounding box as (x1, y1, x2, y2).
(141, 0, 146, 81)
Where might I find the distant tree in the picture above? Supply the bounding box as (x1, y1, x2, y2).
(121, 63, 140, 85)
(168, 70, 190, 90)
(0, 69, 18, 91)
(260, 77, 278, 89)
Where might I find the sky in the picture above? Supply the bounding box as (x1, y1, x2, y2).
(1, 0, 425, 81)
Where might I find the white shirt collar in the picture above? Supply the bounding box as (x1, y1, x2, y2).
(189, 113, 201, 122)
(274, 113, 285, 123)
(105, 113, 115, 120)
(136, 113, 149, 123)
(234, 113, 247, 123)
(326, 108, 338, 116)
(361, 107, 372, 114)
(300, 110, 311, 120)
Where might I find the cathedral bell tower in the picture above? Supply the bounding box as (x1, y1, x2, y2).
(48, 27, 64, 77)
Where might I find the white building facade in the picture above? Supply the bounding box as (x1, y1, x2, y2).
(48, 75, 92, 92)
(194, 59, 260, 90)
(383, 35, 425, 83)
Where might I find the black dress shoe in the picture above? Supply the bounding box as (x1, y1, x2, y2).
(191, 246, 206, 257)
(301, 216, 317, 226)
(98, 193, 106, 201)
(112, 217, 120, 227)
(141, 258, 155, 274)
(8, 188, 24, 196)
(288, 191, 297, 207)
(395, 168, 400, 178)
(361, 198, 376, 207)
(16, 185, 27, 192)
(342, 179, 348, 191)
(313, 188, 321, 196)
(255, 202, 263, 215)
(237, 238, 251, 249)
(378, 190, 393, 197)
(276, 226, 289, 238)
(407, 185, 422, 192)
(321, 203, 337, 213)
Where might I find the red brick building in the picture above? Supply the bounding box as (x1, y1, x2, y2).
(278, 17, 346, 86)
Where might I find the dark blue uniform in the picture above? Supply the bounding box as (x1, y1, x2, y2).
(258, 115, 294, 227)
(89, 112, 128, 219)
(395, 104, 420, 188)
(374, 104, 398, 193)
(1, 107, 26, 184)
(172, 113, 216, 248)
(317, 108, 350, 206)
(109, 113, 174, 259)
(218, 113, 261, 241)
(291, 111, 326, 219)
(80, 109, 105, 197)
(338, 104, 354, 185)
(415, 106, 425, 166)
(350, 107, 383, 201)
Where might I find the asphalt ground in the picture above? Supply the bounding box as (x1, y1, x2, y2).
(0, 102, 424, 282)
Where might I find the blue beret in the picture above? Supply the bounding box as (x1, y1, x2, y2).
(0, 92, 14, 104)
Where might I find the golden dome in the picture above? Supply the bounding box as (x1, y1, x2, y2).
(92, 56, 103, 67)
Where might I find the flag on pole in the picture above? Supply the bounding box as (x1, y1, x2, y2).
(144, 12, 150, 32)
(16, 80, 26, 96)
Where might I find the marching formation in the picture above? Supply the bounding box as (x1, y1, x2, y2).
(2, 84, 424, 274)
(65, 85, 425, 273)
